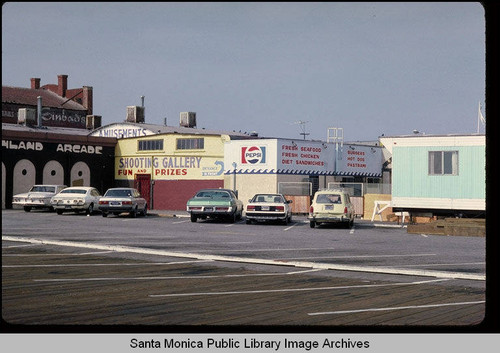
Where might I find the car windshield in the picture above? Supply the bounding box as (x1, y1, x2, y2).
(30, 186, 55, 193)
(316, 194, 342, 204)
(105, 189, 133, 197)
(252, 195, 283, 203)
(60, 189, 87, 195)
(194, 191, 230, 199)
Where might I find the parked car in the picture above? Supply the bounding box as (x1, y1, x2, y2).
(186, 188, 243, 223)
(51, 186, 102, 215)
(245, 193, 293, 225)
(308, 189, 355, 228)
(12, 184, 67, 212)
(98, 188, 147, 218)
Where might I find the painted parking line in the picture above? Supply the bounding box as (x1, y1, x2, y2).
(2, 250, 114, 257)
(284, 223, 299, 231)
(197, 247, 338, 253)
(2, 236, 485, 281)
(396, 262, 484, 268)
(149, 278, 450, 298)
(3, 260, 213, 268)
(33, 269, 324, 283)
(2, 243, 41, 249)
(277, 253, 437, 260)
(225, 221, 246, 227)
(308, 300, 485, 316)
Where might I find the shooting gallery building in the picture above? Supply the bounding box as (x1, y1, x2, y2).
(89, 117, 254, 211)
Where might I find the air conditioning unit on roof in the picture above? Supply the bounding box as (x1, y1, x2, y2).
(180, 112, 196, 128)
(86, 115, 102, 130)
(126, 106, 145, 123)
(18, 108, 36, 125)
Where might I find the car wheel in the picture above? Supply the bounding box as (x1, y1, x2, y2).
(23, 206, 31, 212)
(56, 210, 63, 215)
(190, 214, 197, 222)
(102, 212, 108, 218)
(245, 218, 252, 224)
(86, 203, 94, 215)
(130, 207, 138, 218)
(141, 204, 148, 217)
(310, 221, 316, 228)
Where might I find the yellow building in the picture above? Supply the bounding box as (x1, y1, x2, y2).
(91, 122, 251, 210)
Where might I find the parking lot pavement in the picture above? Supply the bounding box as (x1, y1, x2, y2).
(2, 209, 488, 327)
(1, 238, 486, 327)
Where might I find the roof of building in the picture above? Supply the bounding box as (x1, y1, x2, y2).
(2, 123, 117, 146)
(2, 122, 92, 136)
(91, 121, 258, 140)
(2, 86, 85, 111)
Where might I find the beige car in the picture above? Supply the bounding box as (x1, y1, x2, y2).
(308, 189, 355, 228)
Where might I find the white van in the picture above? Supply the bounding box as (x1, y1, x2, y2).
(308, 189, 355, 228)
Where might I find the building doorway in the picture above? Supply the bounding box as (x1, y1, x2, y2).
(134, 174, 151, 209)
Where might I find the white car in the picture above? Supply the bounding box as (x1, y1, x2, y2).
(245, 193, 293, 225)
(51, 186, 102, 215)
(98, 188, 147, 218)
(12, 185, 67, 212)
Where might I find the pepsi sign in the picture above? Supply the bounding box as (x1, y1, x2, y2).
(241, 146, 266, 164)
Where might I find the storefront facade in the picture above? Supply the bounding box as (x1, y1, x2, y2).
(223, 138, 383, 213)
(2, 124, 116, 209)
(110, 132, 236, 210)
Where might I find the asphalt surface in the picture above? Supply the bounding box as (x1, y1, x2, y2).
(2, 209, 489, 328)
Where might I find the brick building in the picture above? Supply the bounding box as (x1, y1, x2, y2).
(2, 75, 114, 209)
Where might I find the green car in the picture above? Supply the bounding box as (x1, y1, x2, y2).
(186, 189, 244, 223)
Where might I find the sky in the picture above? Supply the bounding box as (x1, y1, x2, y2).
(2, 2, 486, 142)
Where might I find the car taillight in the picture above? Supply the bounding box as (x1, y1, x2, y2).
(344, 206, 348, 214)
(309, 205, 314, 214)
(276, 206, 284, 212)
(99, 201, 109, 205)
(122, 201, 132, 205)
(247, 205, 256, 211)
(189, 206, 202, 210)
(216, 207, 229, 211)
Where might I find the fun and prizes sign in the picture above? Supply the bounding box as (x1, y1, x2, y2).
(115, 156, 224, 180)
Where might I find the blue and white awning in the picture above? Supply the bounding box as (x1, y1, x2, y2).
(224, 169, 381, 177)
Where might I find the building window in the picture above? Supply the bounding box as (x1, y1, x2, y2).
(176, 138, 204, 150)
(429, 151, 459, 175)
(138, 139, 163, 151)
